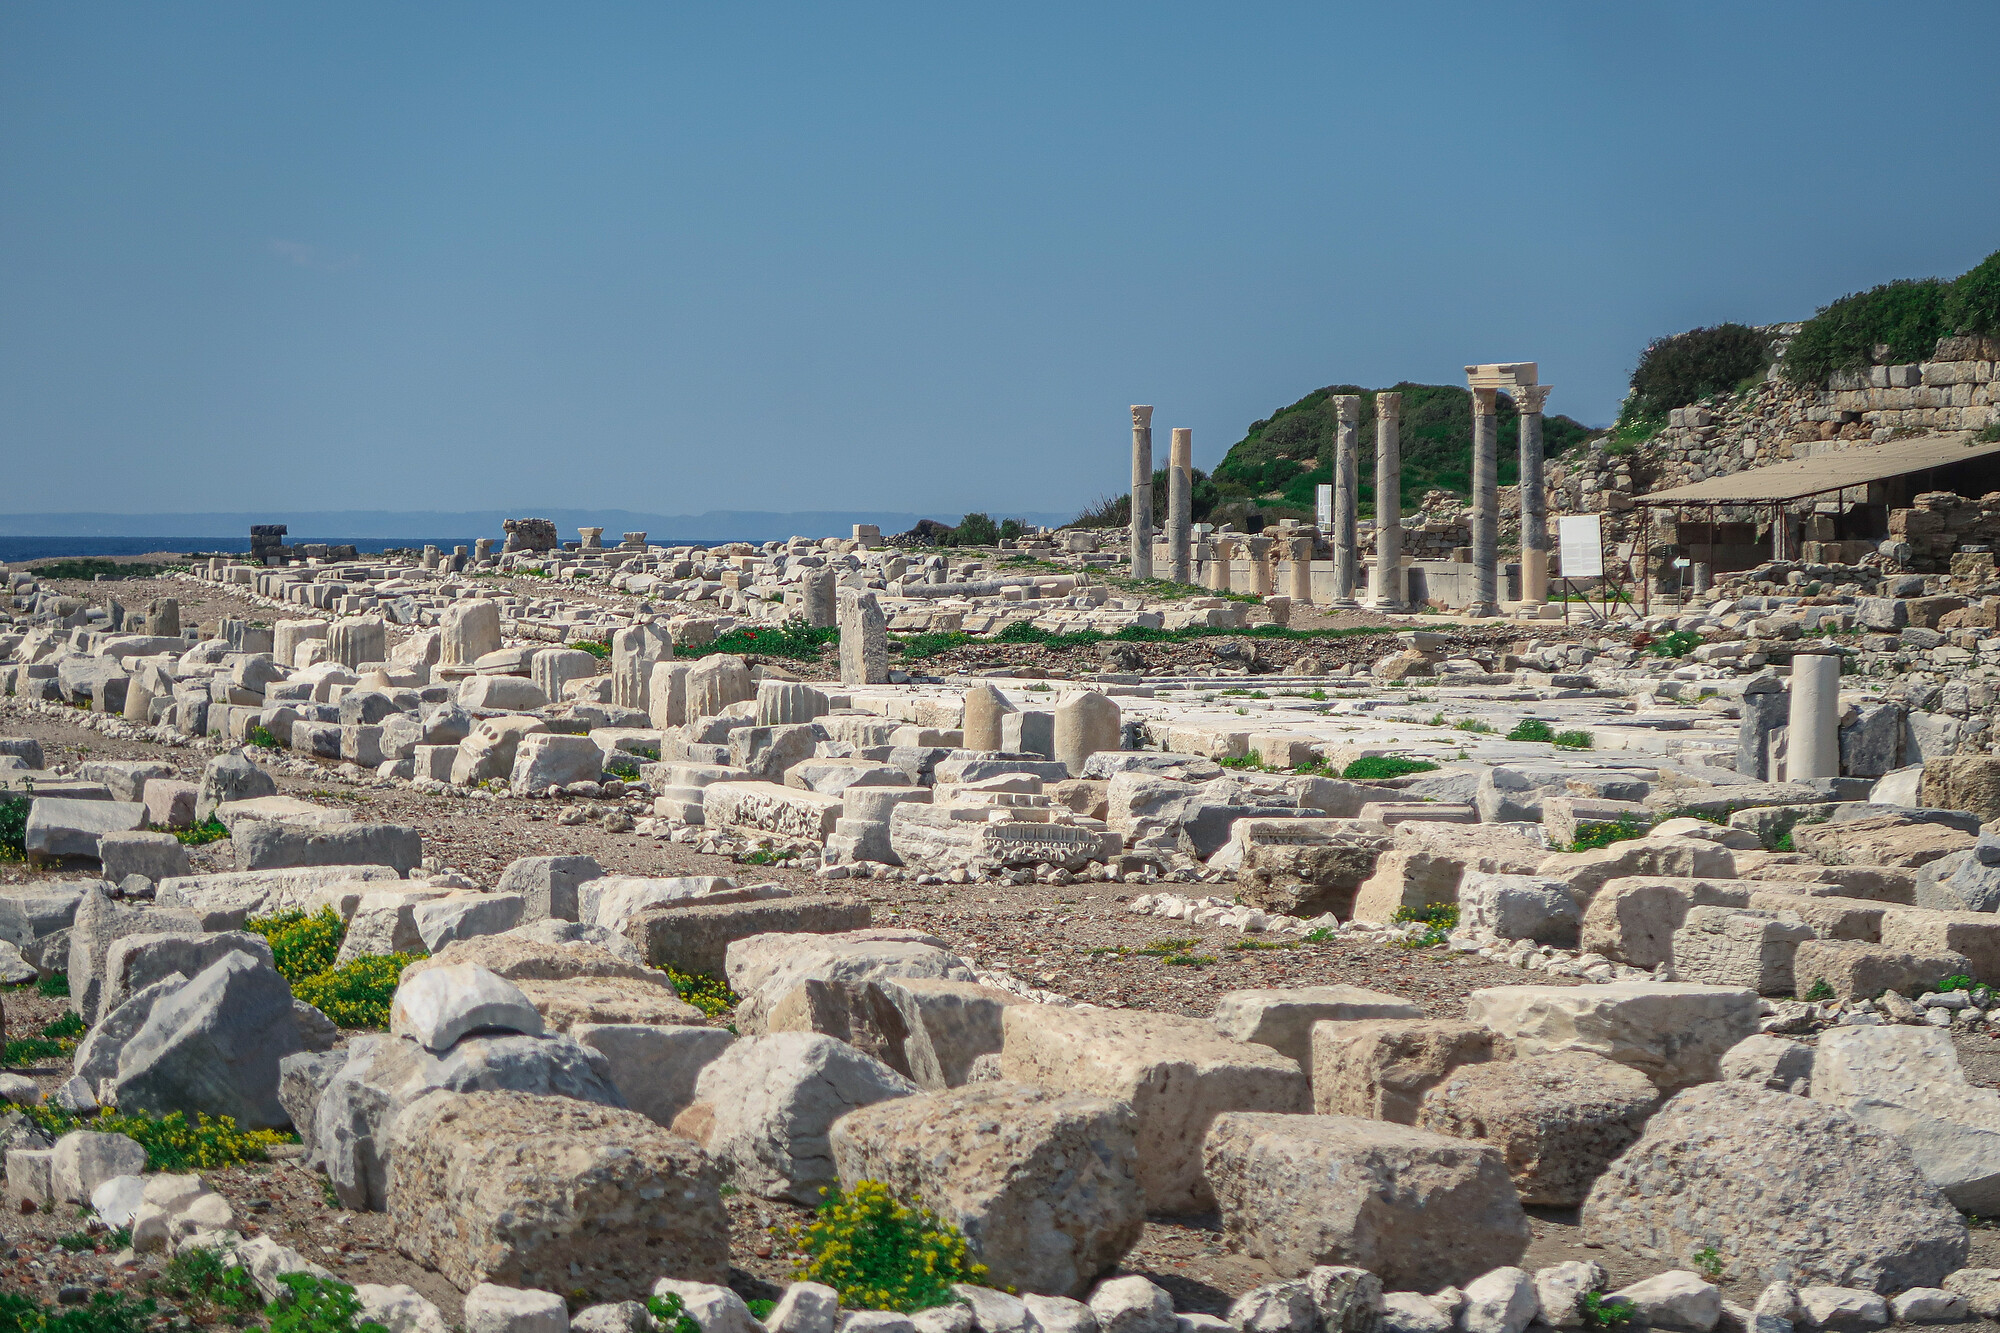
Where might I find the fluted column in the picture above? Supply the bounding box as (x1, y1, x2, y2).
(1516, 384, 1551, 607)
(1371, 391, 1405, 610)
(1208, 536, 1234, 592)
(1168, 427, 1193, 583)
(1129, 406, 1154, 580)
(1468, 384, 1500, 616)
(1330, 395, 1361, 607)
(1246, 536, 1274, 596)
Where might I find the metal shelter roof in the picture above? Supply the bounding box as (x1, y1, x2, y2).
(1634, 433, 2000, 505)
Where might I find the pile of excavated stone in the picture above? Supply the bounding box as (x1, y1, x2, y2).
(19, 542, 2000, 1331)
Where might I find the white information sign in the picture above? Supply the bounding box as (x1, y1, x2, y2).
(1558, 514, 1604, 578)
(1316, 484, 1333, 529)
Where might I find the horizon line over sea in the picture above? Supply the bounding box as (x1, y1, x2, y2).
(0, 535, 767, 564)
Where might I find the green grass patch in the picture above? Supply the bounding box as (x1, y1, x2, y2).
(293, 954, 416, 1029)
(22, 1105, 292, 1171)
(247, 725, 282, 750)
(680, 615, 838, 662)
(1391, 902, 1458, 948)
(1554, 729, 1595, 750)
(1567, 814, 1651, 852)
(5, 1010, 88, 1068)
(26, 558, 176, 581)
(1341, 755, 1438, 780)
(36, 972, 69, 998)
(1507, 718, 1556, 743)
(174, 816, 230, 847)
(0, 1289, 159, 1333)
(268, 1272, 390, 1333)
(150, 1244, 264, 1321)
(1647, 630, 1702, 658)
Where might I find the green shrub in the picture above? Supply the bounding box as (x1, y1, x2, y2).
(267, 1273, 389, 1333)
(647, 1294, 700, 1333)
(1507, 718, 1556, 743)
(292, 954, 416, 1029)
(0, 1289, 158, 1333)
(26, 559, 173, 581)
(570, 640, 611, 659)
(174, 816, 230, 847)
(150, 1245, 264, 1319)
(941, 512, 1000, 547)
(247, 725, 282, 750)
(1785, 278, 1953, 384)
(1554, 729, 1595, 750)
(245, 906, 347, 983)
(1945, 249, 2000, 338)
(1580, 1293, 1636, 1330)
(683, 615, 839, 662)
(22, 1105, 290, 1170)
(1627, 324, 1771, 416)
(36, 972, 69, 998)
(1802, 977, 1835, 1002)
(1648, 630, 1702, 658)
(1570, 815, 1651, 851)
(0, 792, 29, 862)
(1391, 902, 1458, 948)
(790, 1180, 988, 1312)
(1341, 755, 1439, 780)
(604, 753, 642, 780)
(666, 968, 739, 1020)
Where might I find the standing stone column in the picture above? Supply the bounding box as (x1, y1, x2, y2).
(802, 568, 838, 628)
(1167, 428, 1193, 584)
(1789, 653, 1842, 780)
(1371, 392, 1405, 611)
(1331, 396, 1361, 607)
(1516, 384, 1552, 607)
(1467, 385, 1501, 616)
(1246, 536, 1274, 596)
(1208, 537, 1234, 593)
(1288, 537, 1313, 604)
(962, 682, 1014, 752)
(1736, 671, 1787, 781)
(1054, 691, 1121, 777)
(838, 589, 888, 686)
(1129, 406, 1155, 580)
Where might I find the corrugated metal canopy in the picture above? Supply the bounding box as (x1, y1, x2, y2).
(1635, 433, 2000, 504)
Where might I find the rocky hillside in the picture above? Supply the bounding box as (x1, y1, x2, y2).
(1211, 382, 1594, 515)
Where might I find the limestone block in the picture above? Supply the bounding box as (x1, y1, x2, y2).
(1000, 1005, 1309, 1212)
(234, 820, 421, 877)
(1719, 1034, 1815, 1094)
(1790, 939, 1972, 1001)
(111, 952, 305, 1130)
(495, 854, 604, 924)
(25, 798, 147, 861)
(388, 1089, 728, 1298)
(1581, 1082, 1966, 1293)
(1416, 1052, 1660, 1206)
(571, 1023, 734, 1127)
(452, 716, 550, 787)
(1204, 1112, 1530, 1290)
(1209, 986, 1421, 1069)
(509, 734, 603, 794)
(704, 781, 842, 841)
(1458, 874, 1581, 947)
(52, 1131, 147, 1204)
(1811, 1025, 2000, 1213)
(1671, 906, 1816, 995)
(625, 896, 872, 977)
(1879, 909, 2000, 986)
(1464, 982, 1761, 1092)
(1310, 1019, 1496, 1122)
(875, 977, 1021, 1090)
(672, 1031, 916, 1204)
(830, 1082, 1143, 1298)
(1349, 851, 1474, 924)
(1534, 839, 1735, 903)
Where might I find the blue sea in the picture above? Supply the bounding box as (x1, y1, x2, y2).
(0, 535, 745, 564)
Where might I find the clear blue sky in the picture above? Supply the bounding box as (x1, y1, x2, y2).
(5, 2, 1997, 520)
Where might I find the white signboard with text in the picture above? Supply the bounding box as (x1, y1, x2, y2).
(1558, 514, 1605, 578)
(1316, 484, 1333, 529)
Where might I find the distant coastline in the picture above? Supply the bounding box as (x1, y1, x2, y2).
(0, 535, 746, 564)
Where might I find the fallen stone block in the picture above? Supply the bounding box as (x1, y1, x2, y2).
(156, 864, 403, 930)
(626, 897, 872, 977)
(1209, 986, 1422, 1069)
(671, 1031, 916, 1204)
(1416, 1052, 1660, 1206)
(830, 1081, 1143, 1298)
(495, 854, 604, 923)
(1204, 1112, 1530, 1290)
(1458, 875, 1581, 947)
(1310, 1019, 1497, 1122)
(570, 1023, 735, 1127)
(1580, 1081, 1966, 1293)
(1792, 815, 1973, 869)
(52, 1131, 147, 1204)
(1791, 939, 1973, 1001)
(389, 1088, 727, 1298)
(413, 894, 526, 953)
(234, 820, 421, 877)
(97, 832, 190, 885)
(390, 964, 546, 1051)
(1671, 906, 1816, 995)
(111, 951, 305, 1129)
(1879, 909, 2000, 987)
(1000, 1006, 1309, 1212)
(703, 781, 842, 841)
(25, 798, 147, 861)
(877, 977, 1022, 1091)
(1810, 1024, 2000, 1213)
(1465, 982, 1761, 1092)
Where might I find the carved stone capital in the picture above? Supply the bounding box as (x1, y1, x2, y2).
(1332, 394, 1361, 424)
(1376, 391, 1401, 419)
(1131, 405, 1154, 428)
(1516, 385, 1551, 415)
(1471, 387, 1499, 415)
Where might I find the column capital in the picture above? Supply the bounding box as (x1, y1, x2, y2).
(1332, 394, 1361, 424)
(1516, 384, 1551, 414)
(1376, 391, 1401, 419)
(1131, 405, 1154, 428)
(1470, 387, 1499, 415)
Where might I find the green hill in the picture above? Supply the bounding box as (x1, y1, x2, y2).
(1211, 382, 1595, 515)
